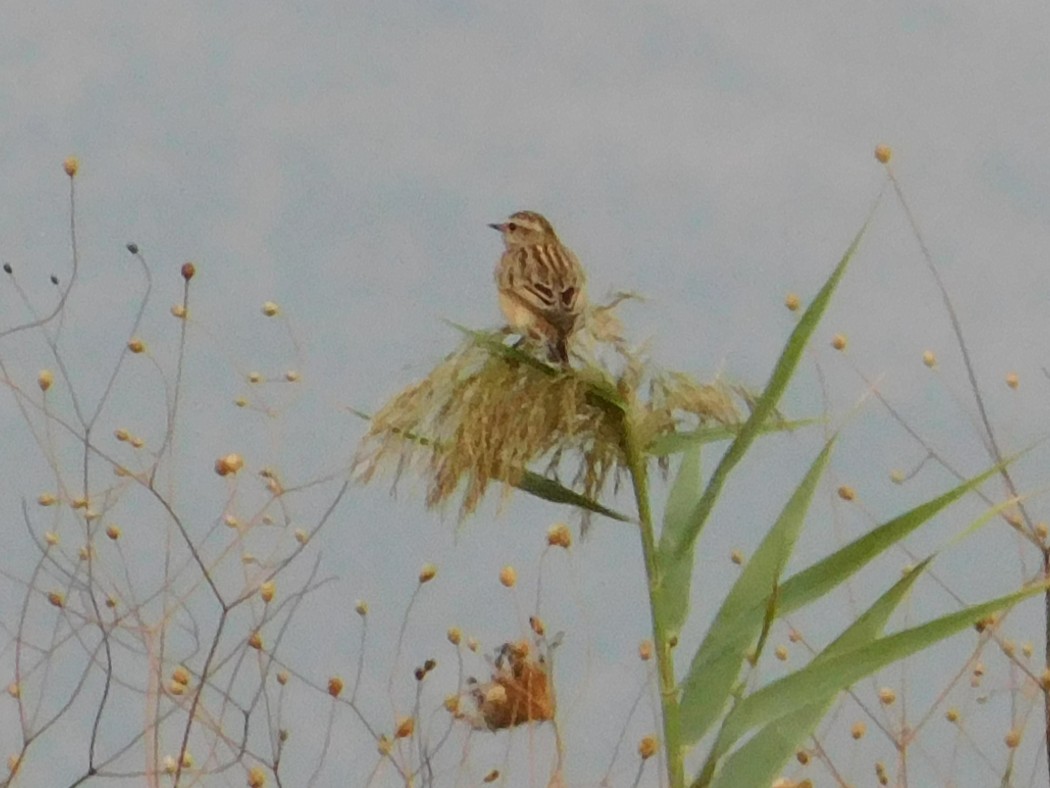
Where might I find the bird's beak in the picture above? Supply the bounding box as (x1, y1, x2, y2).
(488, 223, 505, 232)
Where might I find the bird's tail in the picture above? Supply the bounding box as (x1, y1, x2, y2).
(547, 337, 569, 366)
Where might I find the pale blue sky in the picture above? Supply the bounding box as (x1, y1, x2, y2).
(2, 2, 1050, 785)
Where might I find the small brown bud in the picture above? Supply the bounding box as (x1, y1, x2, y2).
(327, 676, 344, 697)
(639, 640, 653, 661)
(785, 292, 801, 311)
(394, 716, 414, 738)
(499, 566, 517, 587)
(127, 338, 146, 353)
(260, 581, 275, 603)
(838, 485, 855, 501)
(831, 333, 847, 351)
(546, 523, 572, 548)
(38, 370, 54, 391)
(181, 262, 196, 281)
(214, 453, 244, 477)
(419, 563, 437, 584)
(874, 144, 892, 164)
(63, 156, 79, 177)
(638, 736, 659, 760)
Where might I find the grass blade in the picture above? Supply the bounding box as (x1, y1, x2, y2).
(709, 583, 1045, 776)
(678, 438, 835, 745)
(776, 462, 1002, 616)
(704, 559, 929, 788)
(670, 204, 878, 560)
(656, 446, 703, 632)
(647, 418, 818, 458)
(516, 470, 632, 522)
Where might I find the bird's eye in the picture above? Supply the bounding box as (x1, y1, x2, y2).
(507, 222, 517, 232)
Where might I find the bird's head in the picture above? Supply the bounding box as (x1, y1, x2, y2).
(489, 211, 558, 248)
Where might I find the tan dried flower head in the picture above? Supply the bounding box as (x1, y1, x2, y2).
(462, 640, 555, 730)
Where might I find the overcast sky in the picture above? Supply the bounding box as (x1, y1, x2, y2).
(3, 2, 1050, 786)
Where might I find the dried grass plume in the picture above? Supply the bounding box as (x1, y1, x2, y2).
(353, 297, 740, 520)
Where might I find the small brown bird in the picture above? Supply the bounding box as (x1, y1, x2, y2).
(490, 211, 587, 364)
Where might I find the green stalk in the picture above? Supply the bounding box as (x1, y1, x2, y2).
(624, 408, 683, 787)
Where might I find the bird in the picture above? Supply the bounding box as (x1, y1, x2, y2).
(489, 211, 587, 365)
